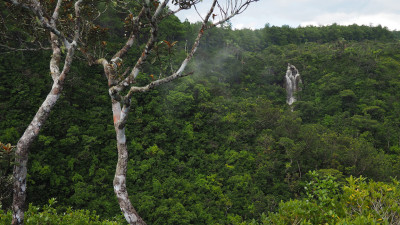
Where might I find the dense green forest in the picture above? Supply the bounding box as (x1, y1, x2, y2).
(1, 7, 400, 224)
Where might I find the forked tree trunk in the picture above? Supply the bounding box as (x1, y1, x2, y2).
(12, 80, 63, 225)
(111, 99, 146, 225)
(98, 1, 254, 224)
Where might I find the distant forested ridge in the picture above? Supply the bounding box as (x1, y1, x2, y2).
(1, 13, 400, 224)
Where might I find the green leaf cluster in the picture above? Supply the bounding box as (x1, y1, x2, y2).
(259, 171, 400, 225)
(0, 198, 123, 224)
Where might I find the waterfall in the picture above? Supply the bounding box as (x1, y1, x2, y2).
(285, 63, 302, 105)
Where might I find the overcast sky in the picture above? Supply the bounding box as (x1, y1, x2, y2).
(170, 0, 400, 30)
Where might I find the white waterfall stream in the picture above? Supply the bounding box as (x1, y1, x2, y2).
(285, 63, 302, 105)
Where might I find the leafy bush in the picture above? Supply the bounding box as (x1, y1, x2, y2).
(0, 198, 124, 225)
(258, 171, 400, 224)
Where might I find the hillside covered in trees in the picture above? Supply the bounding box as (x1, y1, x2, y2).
(1, 5, 400, 224)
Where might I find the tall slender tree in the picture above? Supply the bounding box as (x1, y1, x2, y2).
(2, 0, 91, 224)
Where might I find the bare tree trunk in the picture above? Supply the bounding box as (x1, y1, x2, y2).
(12, 32, 76, 225)
(12, 80, 63, 225)
(112, 100, 146, 225)
(9, 1, 83, 223)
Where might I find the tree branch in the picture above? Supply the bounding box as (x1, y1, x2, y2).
(9, 0, 70, 47)
(153, 0, 169, 19)
(49, 33, 61, 81)
(118, 0, 217, 100)
(7, 0, 30, 10)
(210, 0, 258, 29)
(159, 5, 183, 20)
(169, 0, 217, 77)
(108, 3, 162, 95)
(73, 0, 84, 43)
(51, 0, 63, 22)
(30, 0, 68, 45)
(126, 71, 193, 97)
(112, 7, 146, 60)
(0, 43, 51, 54)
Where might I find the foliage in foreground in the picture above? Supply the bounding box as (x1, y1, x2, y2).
(0, 198, 124, 225)
(255, 171, 400, 225)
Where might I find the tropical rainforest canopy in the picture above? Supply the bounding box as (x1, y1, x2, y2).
(1, 3, 400, 224)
